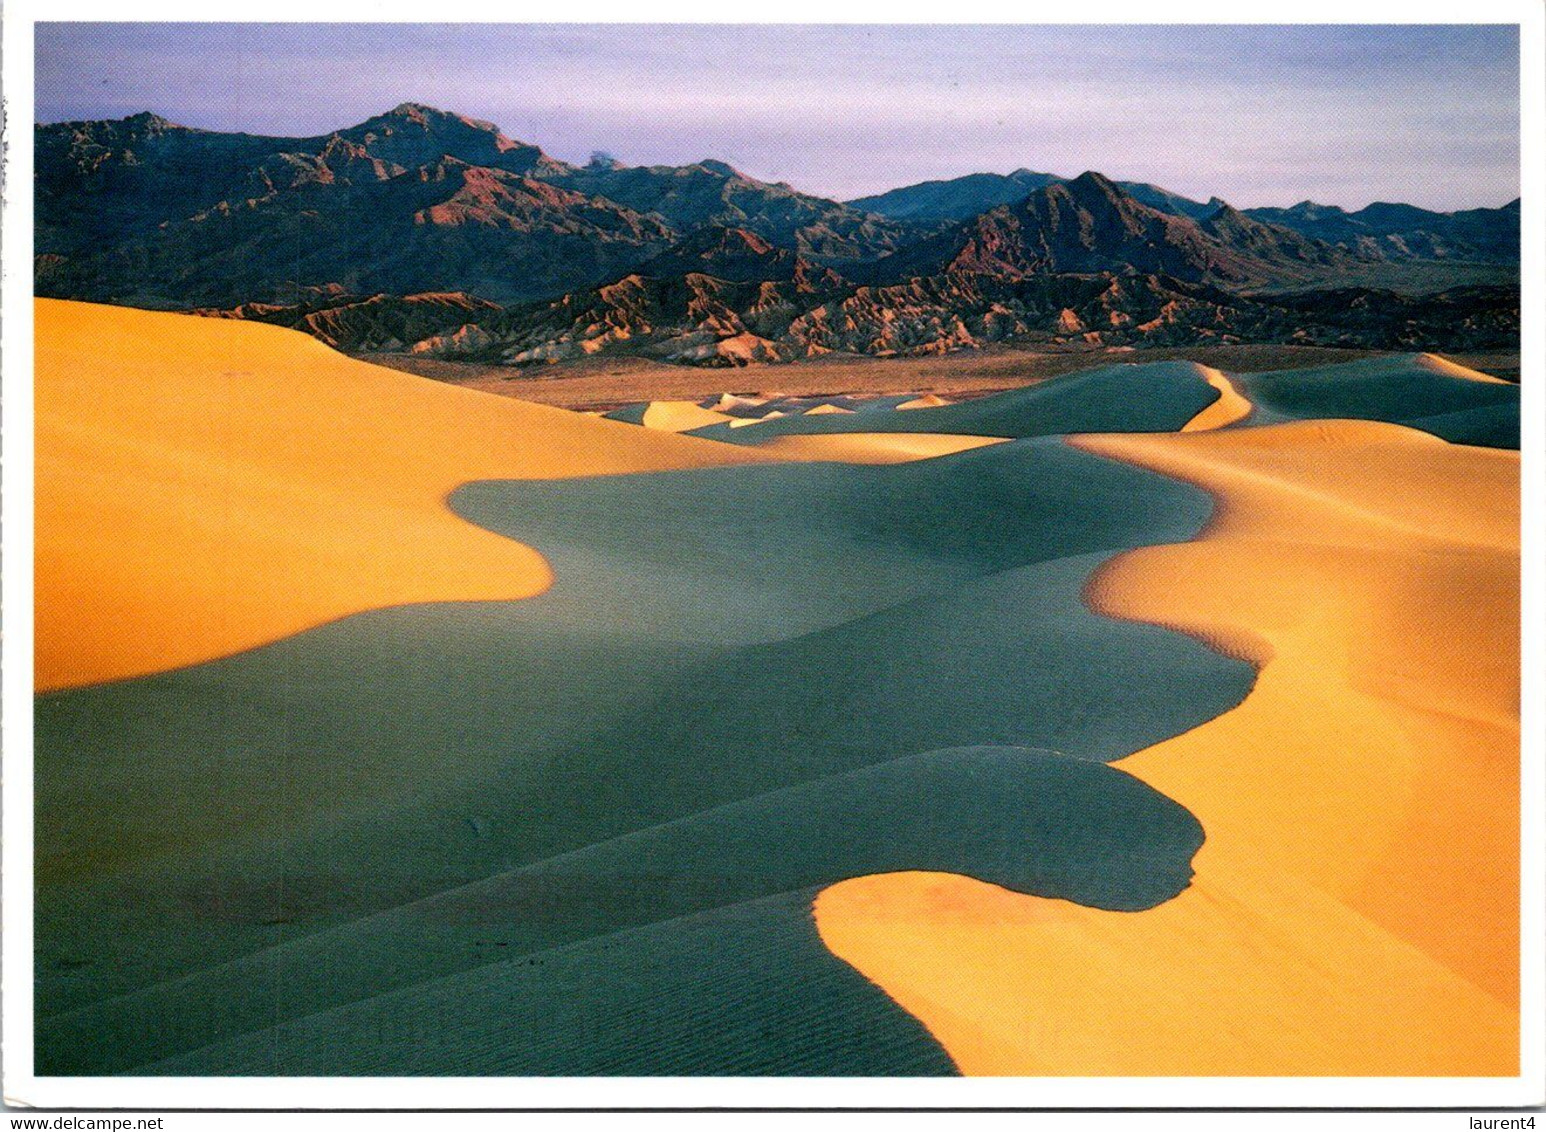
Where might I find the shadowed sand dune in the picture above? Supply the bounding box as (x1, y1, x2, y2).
(34, 303, 1518, 1077)
(606, 394, 1008, 459)
(1231, 353, 1519, 448)
(664, 352, 1519, 450)
(1407, 353, 1511, 384)
(748, 432, 1006, 463)
(815, 420, 1519, 1075)
(37, 433, 1252, 1072)
(144, 888, 955, 1076)
(1179, 366, 1252, 431)
(34, 299, 782, 691)
(53, 748, 1203, 1075)
(636, 400, 738, 432)
(686, 360, 1229, 443)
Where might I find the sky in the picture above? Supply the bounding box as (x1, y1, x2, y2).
(34, 23, 1521, 211)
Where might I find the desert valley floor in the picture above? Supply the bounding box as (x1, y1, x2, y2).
(34, 297, 1520, 1076)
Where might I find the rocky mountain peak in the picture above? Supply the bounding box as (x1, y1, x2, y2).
(1206, 200, 1248, 224)
(387, 101, 437, 119)
(1067, 170, 1123, 198)
(122, 110, 177, 131)
(339, 103, 561, 176)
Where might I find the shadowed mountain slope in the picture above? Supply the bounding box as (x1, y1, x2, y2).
(195, 289, 503, 351)
(632, 224, 848, 286)
(545, 158, 915, 261)
(349, 267, 1516, 367)
(36, 106, 914, 307)
(850, 169, 1222, 224)
(868, 173, 1351, 288)
(851, 168, 1518, 265)
(1244, 198, 1519, 263)
(36, 104, 569, 255)
(38, 150, 677, 306)
(849, 168, 1062, 222)
(36, 108, 1519, 359)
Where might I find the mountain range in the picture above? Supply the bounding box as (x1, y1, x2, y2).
(35, 103, 1520, 365)
(853, 170, 1520, 264)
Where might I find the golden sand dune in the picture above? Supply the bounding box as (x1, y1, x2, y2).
(727, 410, 788, 428)
(803, 403, 855, 416)
(1180, 365, 1253, 431)
(897, 394, 954, 410)
(817, 420, 1518, 1075)
(638, 400, 737, 432)
(35, 300, 778, 691)
(1415, 352, 1513, 385)
(708, 392, 771, 413)
(747, 432, 1008, 464)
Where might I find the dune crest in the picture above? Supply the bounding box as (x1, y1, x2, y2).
(727, 410, 788, 427)
(1416, 352, 1512, 384)
(1179, 365, 1253, 431)
(747, 433, 1008, 464)
(816, 420, 1519, 1075)
(34, 300, 776, 690)
(639, 400, 737, 432)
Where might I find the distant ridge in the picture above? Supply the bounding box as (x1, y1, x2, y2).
(34, 104, 1519, 361)
(866, 172, 1350, 288)
(36, 105, 912, 305)
(1243, 197, 1520, 262)
(850, 169, 1062, 223)
(851, 170, 1220, 224)
(853, 168, 1517, 264)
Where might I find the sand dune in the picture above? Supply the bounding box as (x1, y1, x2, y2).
(34, 300, 1056, 689)
(34, 310, 1521, 1077)
(747, 433, 1007, 464)
(1179, 365, 1253, 431)
(1415, 351, 1512, 384)
(1233, 353, 1519, 447)
(140, 887, 956, 1077)
(804, 403, 855, 415)
(618, 395, 1006, 454)
(50, 747, 1203, 1076)
(816, 420, 1518, 1075)
(728, 410, 788, 427)
(638, 400, 737, 431)
(34, 300, 785, 689)
(38, 432, 1251, 1068)
(689, 360, 1228, 443)
(707, 392, 772, 414)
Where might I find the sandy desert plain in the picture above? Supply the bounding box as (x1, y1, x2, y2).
(32, 296, 1520, 1076)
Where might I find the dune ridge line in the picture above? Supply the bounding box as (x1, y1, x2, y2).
(815, 418, 1520, 1076)
(32, 300, 784, 690)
